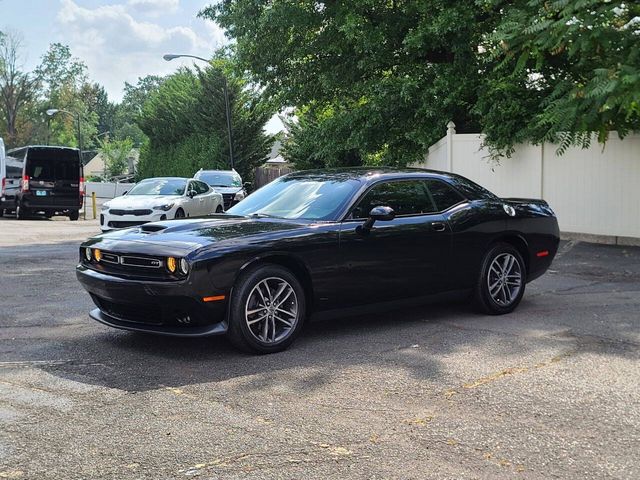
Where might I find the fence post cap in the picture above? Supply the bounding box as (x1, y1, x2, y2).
(447, 121, 456, 133)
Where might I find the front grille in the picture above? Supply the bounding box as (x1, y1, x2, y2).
(108, 220, 147, 228)
(222, 193, 234, 209)
(109, 209, 152, 216)
(82, 249, 171, 279)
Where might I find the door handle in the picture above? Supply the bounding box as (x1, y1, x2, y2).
(431, 222, 446, 232)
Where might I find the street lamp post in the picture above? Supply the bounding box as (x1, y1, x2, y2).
(163, 54, 235, 170)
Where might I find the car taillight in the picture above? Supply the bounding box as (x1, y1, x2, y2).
(21, 175, 29, 192)
(79, 177, 85, 197)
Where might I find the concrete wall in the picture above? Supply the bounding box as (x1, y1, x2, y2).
(86, 182, 135, 199)
(414, 125, 640, 240)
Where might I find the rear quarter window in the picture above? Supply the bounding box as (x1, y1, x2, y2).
(425, 180, 466, 211)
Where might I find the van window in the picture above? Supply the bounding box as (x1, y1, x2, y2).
(26, 148, 80, 181)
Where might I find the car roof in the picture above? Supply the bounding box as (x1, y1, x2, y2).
(285, 167, 453, 182)
(283, 167, 499, 200)
(8, 145, 80, 153)
(196, 170, 238, 174)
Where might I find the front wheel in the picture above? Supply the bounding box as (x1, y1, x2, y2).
(174, 208, 185, 219)
(68, 210, 79, 221)
(474, 243, 526, 315)
(227, 264, 306, 354)
(216, 205, 224, 213)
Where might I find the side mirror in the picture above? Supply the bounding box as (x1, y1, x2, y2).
(243, 182, 252, 189)
(122, 191, 128, 196)
(358, 206, 395, 234)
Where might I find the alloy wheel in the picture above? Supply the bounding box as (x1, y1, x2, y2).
(244, 276, 299, 344)
(487, 253, 522, 306)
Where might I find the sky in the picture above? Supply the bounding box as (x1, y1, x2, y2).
(1, 0, 284, 132)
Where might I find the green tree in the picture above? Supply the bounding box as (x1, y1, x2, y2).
(0, 31, 40, 147)
(99, 137, 134, 178)
(479, 0, 640, 155)
(201, 1, 490, 165)
(202, 0, 639, 163)
(137, 62, 273, 181)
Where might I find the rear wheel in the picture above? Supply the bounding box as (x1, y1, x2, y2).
(227, 264, 306, 354)
(474, 243, 526, 315)
(174, 208, 185, 219)
(0, 208, 4, 217)
(68, 210, 79, 221)
(45, 210, 54, 219)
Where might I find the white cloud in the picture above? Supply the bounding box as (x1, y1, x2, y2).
(56, 0, 226, 101)
(128, 0, 180, 16)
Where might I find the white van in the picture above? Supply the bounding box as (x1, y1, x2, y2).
(0, 138, 5, 217)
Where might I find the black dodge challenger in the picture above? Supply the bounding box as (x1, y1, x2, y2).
(77, 168, 560, 353)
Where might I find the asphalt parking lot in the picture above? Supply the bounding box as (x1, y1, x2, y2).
(0, 217, 638, 479)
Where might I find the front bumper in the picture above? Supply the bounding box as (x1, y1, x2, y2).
(76, 265, 229, 337)
(101, 210, 171, 231)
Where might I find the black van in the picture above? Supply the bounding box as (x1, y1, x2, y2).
(0, 146, 84, 220)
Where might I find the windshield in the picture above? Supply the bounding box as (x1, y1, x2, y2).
(197, 171, 241, 187)
(127, 178, 186, 196)
(227, 175, 362, 221)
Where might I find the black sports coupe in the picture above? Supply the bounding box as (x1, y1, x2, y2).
(76, 168, 560, 353)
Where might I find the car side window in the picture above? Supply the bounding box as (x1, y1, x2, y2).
(187, 181, 197, 196)
(195, 181, 209, 194)
(350, 180, 437, 219)
(425, 180, 465, 211)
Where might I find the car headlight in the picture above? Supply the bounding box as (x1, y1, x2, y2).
(153, 203, 174, 211)
(93, 248, 102, 262)
(179, 258, 189, 275)
(84, 247, 92, 262)
(233, 191, 245, 201)
(101, 203, 110, 211)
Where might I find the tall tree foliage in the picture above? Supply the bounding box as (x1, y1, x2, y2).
(137, 63, 273, 181)
(202, 0, 640, 165)
(0, 31, 40, 147)
(479, 0, 640, 155)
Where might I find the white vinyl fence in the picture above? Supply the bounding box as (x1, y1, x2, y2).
(413, 123, 640, 242)
(86, 182, 135, 199)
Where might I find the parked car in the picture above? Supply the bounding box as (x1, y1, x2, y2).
(0, 146, 84, 220)
(194, 169, 249, 210)
(100, 177, 224, 231)
(77, 168, 560, 354)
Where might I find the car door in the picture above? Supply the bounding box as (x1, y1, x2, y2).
(337, 179, 453, 307)
(197, 181, 215, 214)
(183, 181, 199, 216)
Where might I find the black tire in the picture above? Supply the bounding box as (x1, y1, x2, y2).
(473, 242, 526, 315)
(0, 208, 4, 217)
(68, 210, 79, 221)
(216, 205, 224, 213)
(174, 208, 185, 219)
(45, 210, 54, 219)
(227, 264, 306, 354)
(15, 204, 28, 220)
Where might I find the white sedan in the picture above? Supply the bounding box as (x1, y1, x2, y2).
(100, 177, 224, 231)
